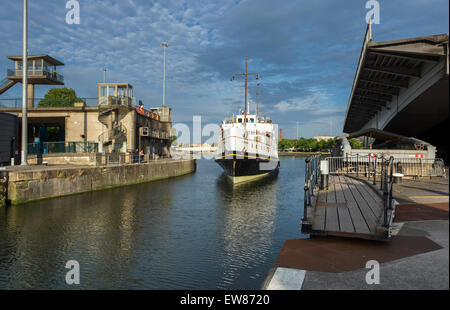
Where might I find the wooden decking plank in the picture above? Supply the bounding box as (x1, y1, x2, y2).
(338, 176, 371, 234)
(353, 177, 383, 206)
(325, 205, 339, 232)
(334, 180, 355, 233)
(348, 177, 382, 219)
(326, 177, 337, 203)
(334, 179, 346, 203)
(337, 207, 355, 233)
(345, 177, 379, 233)
(312, 205, 326, 231)
(317, 190, 327, 203)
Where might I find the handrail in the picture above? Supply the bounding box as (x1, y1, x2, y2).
(303, 154, 321, 223)
(327, 154, 446, 178)
(98, 123, 127, 144)
(324, 154, 396, 230)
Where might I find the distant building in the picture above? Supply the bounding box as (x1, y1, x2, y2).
(314, 136, 334, 142)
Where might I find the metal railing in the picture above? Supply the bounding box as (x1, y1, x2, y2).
(7, 69, 64, 83)
(0, 98, 98, 108)
(0, 78, 11, 89)
(302, 154, 321, 222)
(105, 153, 126, 165)
(378, 156, 395, 229)
(98, 123, 127, 145)
(326, 154, 446, 178)
(98, 96, 133, 108)
(129, 153, 153, 164)
(28, 141, 98, 155)
(303, 154, 397, 233)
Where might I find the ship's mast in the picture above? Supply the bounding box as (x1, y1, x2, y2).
(256, 91, 259, 120)
(244, 57, 248, 122)
(231, 57, 259, 123)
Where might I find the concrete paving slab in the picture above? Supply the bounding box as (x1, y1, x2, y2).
(265, 267, 306, 290)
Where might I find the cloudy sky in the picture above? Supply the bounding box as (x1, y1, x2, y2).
(0, 0, 448, 140)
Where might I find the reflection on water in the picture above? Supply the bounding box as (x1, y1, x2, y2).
(215, 174, 280, 288)
(0, 157, 306, 289)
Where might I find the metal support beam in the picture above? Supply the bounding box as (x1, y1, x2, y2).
(364, 65, 421, 78)
(359, 77, 409, 89)
(352, 99, 386, 107)
(356, 85, 400, 96)
(368, 50, 440, 64)
(354, 92, 392, 102)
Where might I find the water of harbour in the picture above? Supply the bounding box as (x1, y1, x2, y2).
(0, 157, 307, 289)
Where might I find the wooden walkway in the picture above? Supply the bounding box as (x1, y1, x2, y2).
(302, 175, 393, 240)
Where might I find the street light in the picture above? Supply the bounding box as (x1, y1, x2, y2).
(161, 42, 168, 107)
(101, 67, 107, 83)
(21, 0, 28, 165)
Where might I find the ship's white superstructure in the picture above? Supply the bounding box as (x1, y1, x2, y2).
(215, 113, 279, 184)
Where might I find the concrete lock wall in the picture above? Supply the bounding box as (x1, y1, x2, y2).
(27, 153, 100, 166)
(0, 172, 7, 207)
(4, 159, 196, 205)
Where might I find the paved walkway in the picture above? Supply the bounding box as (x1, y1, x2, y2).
(265, 177, 449, 290)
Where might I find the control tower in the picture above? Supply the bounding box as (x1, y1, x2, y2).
(0, 55, 64, 108)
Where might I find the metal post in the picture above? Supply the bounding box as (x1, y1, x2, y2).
(161, 42, 168, 107)
(380, 156, 384, 191)
(356, 154, 359, 177)
(21, 0, 28, 165)
(373, 156, 377, 185)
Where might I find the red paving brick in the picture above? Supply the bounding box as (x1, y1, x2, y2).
(274, 235, 442, 272)
(394, 203, 449, 222)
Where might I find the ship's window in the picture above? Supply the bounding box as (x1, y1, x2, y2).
(238, 118, 242, 123)
(250, 118, 254, 123)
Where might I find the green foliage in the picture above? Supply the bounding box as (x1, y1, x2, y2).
(38, 87, 84, 107)
(348, 138, 363, 149)
(278, 138, 336, 151)
(46, 127, 60, 142)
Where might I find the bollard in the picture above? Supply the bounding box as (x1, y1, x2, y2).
(320, 159, 329, 190)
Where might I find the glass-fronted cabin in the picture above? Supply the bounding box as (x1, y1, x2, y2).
(98, 83, 134, 107)
(6, 55, 64, 84)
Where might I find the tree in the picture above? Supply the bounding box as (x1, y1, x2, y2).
(171, 135, 177, 144)
(349, 138, 363, 149)
(38, 87, 84, 107)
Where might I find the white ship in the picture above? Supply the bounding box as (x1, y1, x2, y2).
(215, 57, 280, 185)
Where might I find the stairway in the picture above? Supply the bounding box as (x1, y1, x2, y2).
(98, 102, 129, 152)
(0, 78, 17, 95)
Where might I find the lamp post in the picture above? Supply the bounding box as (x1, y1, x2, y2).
(161, 42, 168, 107)
(21, 0, 28, 165)
(101, 67, 107, 83)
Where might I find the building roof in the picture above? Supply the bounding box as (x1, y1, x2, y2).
(343, 23, 449, 133)
(7, 54, 64, 66)
(346, 128, 432, 146)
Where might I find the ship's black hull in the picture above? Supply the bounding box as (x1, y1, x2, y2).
(215, 156, 280, 184)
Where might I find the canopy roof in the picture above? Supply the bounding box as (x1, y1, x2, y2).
(343, 23, 449, 133)
(7, 54, 64, 66)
